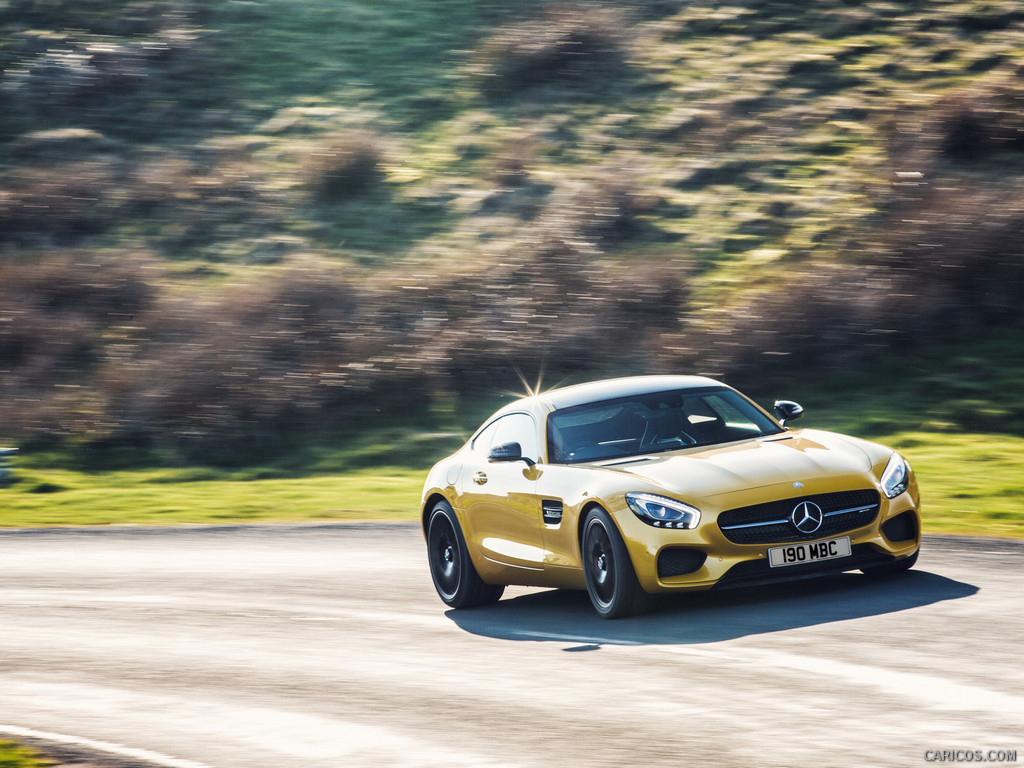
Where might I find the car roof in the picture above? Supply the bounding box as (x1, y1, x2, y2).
(535, 375, 725, 411)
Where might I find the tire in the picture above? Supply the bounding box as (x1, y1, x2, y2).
(426, 500, 504, 609)
(861, 548, 919, 577)
(582, 507, 650, 619)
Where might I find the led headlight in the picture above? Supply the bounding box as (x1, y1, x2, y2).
(881, 453, 910, 499)
(626, 492, 701, 529)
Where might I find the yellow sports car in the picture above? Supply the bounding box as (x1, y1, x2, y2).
(422, 375, 921, 618)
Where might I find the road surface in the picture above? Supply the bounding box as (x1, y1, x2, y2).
(0, 525, 1021, 768)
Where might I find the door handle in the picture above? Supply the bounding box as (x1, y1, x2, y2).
(473, 471, 488, 485)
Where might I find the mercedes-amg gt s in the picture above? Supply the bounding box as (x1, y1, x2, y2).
(422, 375, 921, 618)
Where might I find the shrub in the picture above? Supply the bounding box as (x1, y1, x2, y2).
(660, 177, 1024, 389)
(890, 81, 1024, 165)
(0, 253, 157, 444)
(304, 131, 387, 203)
(0, 2, 221, 143)
(0, 1, 177, 36)
(0, 244, 687, 459)
(3, 43, 153, 123)
(385, 237, 690, 395)
(109, 269, 355, 449)
(663, 263, 895, 387)
(547, 162, 660, 246)
(85, 146, 277, 260)
(472, 4, 633, 100)
(869, 181, 1024, 328)
(0, 159, 124, 246)
(937, 96, 1009, 161)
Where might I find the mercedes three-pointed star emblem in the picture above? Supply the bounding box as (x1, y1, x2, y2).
(791, 500, 824, 534)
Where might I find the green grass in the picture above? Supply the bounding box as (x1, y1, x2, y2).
(886, 433, 1024, 538)
(203, 0, 513, 128)
(3, 427, 1022, 536)
(0, 741, 49, 768)
(0, 466, 423, 527)
(0, 423, 479, 526)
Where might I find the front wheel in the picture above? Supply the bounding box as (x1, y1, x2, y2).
(582, 507, 650, 619)
(427, 500, 504, 609)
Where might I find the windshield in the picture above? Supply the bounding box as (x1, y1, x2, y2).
(546, 386, 784, 464)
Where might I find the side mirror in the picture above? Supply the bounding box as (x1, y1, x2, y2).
(488, 441, 536, 466)
(774, 400, 804, 427)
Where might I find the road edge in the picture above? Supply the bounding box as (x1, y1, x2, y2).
(0, 726, 212, 768)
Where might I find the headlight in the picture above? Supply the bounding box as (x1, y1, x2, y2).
(881, 453, 910, 499)
(626, 492, 701, 529)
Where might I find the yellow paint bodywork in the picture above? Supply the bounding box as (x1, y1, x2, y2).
(421, 380, 922, 595)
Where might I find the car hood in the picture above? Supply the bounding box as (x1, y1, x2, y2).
(593, 429, 881, 499)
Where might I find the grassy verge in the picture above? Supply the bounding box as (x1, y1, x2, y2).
(886, 433, 1024, 538)
(2, 427, 1021, 537)
(0, 741, 49, 768)
(0, 466, 423, 527)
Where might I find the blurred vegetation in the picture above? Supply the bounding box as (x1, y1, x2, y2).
(2, 0, 1024, 477)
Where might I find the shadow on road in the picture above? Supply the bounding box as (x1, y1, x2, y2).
(446, 570, 978, 646)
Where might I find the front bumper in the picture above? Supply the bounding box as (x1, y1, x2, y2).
(609, 478, 922, 594)
(711, 542, 909, 590)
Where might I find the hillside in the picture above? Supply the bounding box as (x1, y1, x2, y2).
(2, 0, 1024, 460)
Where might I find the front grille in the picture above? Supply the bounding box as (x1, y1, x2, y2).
(882, 510, 918, 542)
(718, 489, 880, 545)
(658, 548, 707, 579)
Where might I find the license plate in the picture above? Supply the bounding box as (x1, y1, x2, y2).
(768, 536, 851, 568)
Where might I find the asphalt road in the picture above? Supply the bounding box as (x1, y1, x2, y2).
(0, 525, 1021, 768)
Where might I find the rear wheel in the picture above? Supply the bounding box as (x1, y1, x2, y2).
(582, 507, 650, 619)
(427, 500, 504, 609)
(862, 548, 919, 577)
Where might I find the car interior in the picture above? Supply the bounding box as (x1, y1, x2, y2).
(548, 390, 772, 463)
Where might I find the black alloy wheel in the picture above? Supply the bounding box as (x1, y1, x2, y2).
(426, 500, 504, 609)
(582, 507, 650, 619)
(429, 508, 461, 601)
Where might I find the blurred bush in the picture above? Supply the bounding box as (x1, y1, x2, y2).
(0, 246, 688, 459)
(472, 4, 633, 100)
(0, 0, 181, 37)
(667, 179, 1024, 390)
(305, 131, 388, 203)
(0, 159, 123, 247)
(889, 79, 1024, 163)
(0, 254, 157, 444)
(0, 0, 228, 144)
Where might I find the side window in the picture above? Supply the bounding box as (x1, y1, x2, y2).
(490, 413, 540, 463)
(471, 420, 501, 456)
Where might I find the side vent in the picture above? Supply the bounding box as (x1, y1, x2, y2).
(541, 500, 564, 525)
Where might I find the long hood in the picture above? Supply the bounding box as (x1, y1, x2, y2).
(594, 429, 882, 500)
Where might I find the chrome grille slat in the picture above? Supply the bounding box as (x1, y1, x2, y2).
(824, 504, 876, 518)
(720, 518, 790, 531)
